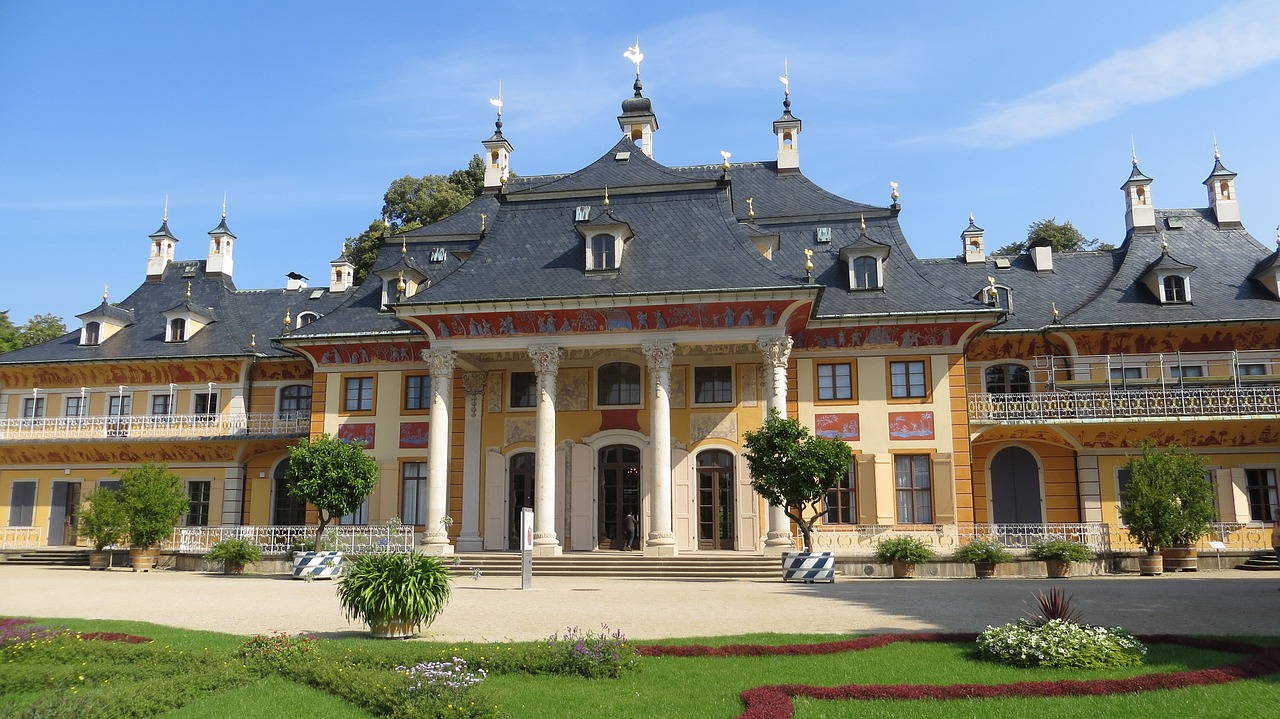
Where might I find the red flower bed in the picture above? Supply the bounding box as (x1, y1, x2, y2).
(77, 632, 152, 644)
(638, 634, 1280, 719)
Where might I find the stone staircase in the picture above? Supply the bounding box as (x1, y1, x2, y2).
(1237, 551, 1279, 571)
(1, 548, 92, 567)
(444, 551, 780, 580)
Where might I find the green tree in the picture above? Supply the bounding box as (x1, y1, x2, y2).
(994, 218, 1116, 255)
(0, 311, 66, 354)
(743, 408, 853, 552)
(342, 155, 488, 285)
(1119, 443, 1213, 555)
(0, 311, 18, 355)
(118, 463, 190, 549)
(285, 433, 380, 548)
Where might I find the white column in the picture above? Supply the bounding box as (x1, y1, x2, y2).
(529, 345, 563, 555)
(643, 341, 677, 556)
(456, 371, 487, 552)
(758, 336, 794, 554)
(421, 349, 456, 555)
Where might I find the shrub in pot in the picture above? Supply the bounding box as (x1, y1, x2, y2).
(205, 539, 263, 574)
(874, 536, 936, 578)
(1027, 538, 1092, 577)
(953, 538, 1014, 578)
(78, 488, 127, 570)
(1120, 442, 1213, 574)
(338, 553, 452, 638)
(284, 434, 378, 577)
(117, 463, 189, 572)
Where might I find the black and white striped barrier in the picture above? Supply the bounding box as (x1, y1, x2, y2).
(781, 551, 836, 583)
(291, 550, 344, 580)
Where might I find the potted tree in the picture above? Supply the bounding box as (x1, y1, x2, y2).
(874, 535, 936, 578)
(1027, 537, 1092, 577)
(205, 538, 263, 574)
(78, 487, 126, 570)
(338, 553, 452, 638)
(953, 538, 1014, 578)
(117, 463, 190, 572)
(1120, 442, 1212, 575)
(743, 408, 853, 583)
(284, 434, 379, 579)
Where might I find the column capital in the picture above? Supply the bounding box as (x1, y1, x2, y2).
(421, 348, 457, 378)
(528, 345, 563, 376)
(757, 336, 793, 369)
(641, 341, 675, 372)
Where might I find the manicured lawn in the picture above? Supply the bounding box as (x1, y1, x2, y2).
(2, 618, 1277, 719)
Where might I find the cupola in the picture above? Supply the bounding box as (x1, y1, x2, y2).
(961, 213, 985, 264)
(330, 246, 355, 292)
(146, 206, 178, 280)
(1122, 151, 1156, 233)
(773, 61, 801, 174)
(481, 83, 514, 193)
(1204, 145, 1241, 228)
(205, 199, 236, 278)
(374, 237, 428, 308)
(618, 42, 658, 159)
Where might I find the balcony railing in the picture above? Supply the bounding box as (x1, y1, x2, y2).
(0, 412, 310, 441)
(0, 526, 42, 549)
(968, 385, 1280, 424)
(958, 523, 1113, 552)
(172, 525, 415, 554)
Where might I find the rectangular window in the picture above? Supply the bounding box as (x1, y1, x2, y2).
(1245, 468, 1277, 522)
(1117, 467, 1133, 513)
(340, 497, 369, 525)
(401, 462, 429, 525)
(1237, 363, 1268, 376)
(151, 395, 173, 415)
(185, 481, 210, 527)
(694, 366, 733, 404)
(817, 363, 853, 401)
(510, 372, 537, 408)
(894, 455, 932, 523)
(825, 463, 856, 525)
(889, 360, 927, 399)
(106, 395, 131, 436)
(404, 375, 431, 411)
(21, 397, 46, 418)
(8, 481, 36, 526)
(1171, 365, 1204, 379)
(65, 396, 85, 418)
(1109, 367, 1143, 381)
(194, 392, 219, 415)
(97, 480, 121, 492)
(344, 377, 374, 412)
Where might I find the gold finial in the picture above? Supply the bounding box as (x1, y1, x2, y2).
(603, 186, 610, 206)
(890, 181, 899, 202)
(987, 275, 996, 287)
(747, 197, 755, 220)
(480, 213, 486, 232)
(720, 150, 731, 171)
(250, 333, 257, 351)
(283, 309, 292, 328)
(1160, 231, 1169, 252)
(397, 270, 406, 293)
(859, 214, 867, 234)
(1052, 302, 1061, 322)
(803, 247, 814, 274)
(401, 234, 407, 257)
(186, 281, 191, 299)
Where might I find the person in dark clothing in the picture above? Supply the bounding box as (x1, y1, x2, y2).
(624, 513, 637, 550)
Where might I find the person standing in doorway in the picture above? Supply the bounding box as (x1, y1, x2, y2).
(624, 513, 637, 551)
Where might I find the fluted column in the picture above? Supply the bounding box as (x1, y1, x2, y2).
(642, 341, 677, 556)
(758, 336, 794, 553)
(457, 371, 487, 552)
(421, 349, 456, 555)
(529, 345, 563, 556)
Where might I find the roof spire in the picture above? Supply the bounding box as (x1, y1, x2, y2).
(1131, 136, 1138, 167)
(103, 284, 109, 302)
(623, 39, 643, 79)
(859, 213, 867, 235)
(489, 80, 504, 134)
(779, 57, 791, 114)
(250, 333, 256, 352)
(221, 191, 227, 219)
(603, 186, 610, 206)
(401, 234, 407, 257)
(1213, 130, 1220, 160)
(163, 195, 169, 223)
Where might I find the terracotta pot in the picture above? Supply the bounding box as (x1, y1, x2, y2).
(224, 561, 246, 575)
(1161, 546, 1198, 572)
(891, 561, 916, 579)
(129, 546, 161, 572)
(1138, 554, 1164, 576)
(1045, 560, 1070, 578)
(974, 561, 997, 578)
(88, 551, 112, 570)
(369, 617, 417, 639)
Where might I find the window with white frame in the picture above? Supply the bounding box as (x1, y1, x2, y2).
(279, 384, 311, 418)
(404, 375, 431, 411)
(343, 377, 374, 412)
(985, 364, 1031, 394)
(817, 362, 853, 401)
(895, 455, 932, 523)
(589, 234, 618, 271)
(150, 395, 173, 415)
(825, 462, 857, 524)
(21, 397, 45, 418)
(401, 462, 429, 525)
(167, 317, 187, 342)
(889, 360, 927, 399)
(850, 256, 881, 289)
(194, 392, 218, 415)
(82, 321, 101, 346)
(65, 396, 85, 418)
(1245, 468, 1277, 522)
(1161, 274, 1189, 303)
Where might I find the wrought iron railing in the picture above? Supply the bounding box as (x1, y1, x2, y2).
(968, 385, 1280, 424)
(0, 412, 309, 441)
(0, 526, 42, 549)
(172, 525, 415, 554)
(958, 522, 1112, 552)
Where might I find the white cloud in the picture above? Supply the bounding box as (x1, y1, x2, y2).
(931, 0, 1280, 148)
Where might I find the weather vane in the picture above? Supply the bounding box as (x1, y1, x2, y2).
(623, 40, 644, 74)
(720, 150, 731, 171)
(891, 181, 899, 202)
(779, 58, 790, 98)
(489, 80, 503, 118)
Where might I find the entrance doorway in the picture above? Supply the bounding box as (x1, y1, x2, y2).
(507, 452, 534, 550)
(48, 481, 81, 546)
(990, 447, 1042, 523)
(598, 445, 640, 550)
(272, 460, 308, 526)
(697, 450, 735, 549)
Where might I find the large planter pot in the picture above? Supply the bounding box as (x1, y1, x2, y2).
(1161, 545, 1198, 572)
(291, 550, 344, 580)
(1044, 560, 1071, 578)
(88, 551, 113, 571)
(368, 617, 417, 639)
(129, 546, 161, 572)
(891, 561, 917, 579)
(224, 561, 246, 575)
(781, 551, 836, 583)
(973, 561, 997, 579)
(1138, 554, 1164, 576)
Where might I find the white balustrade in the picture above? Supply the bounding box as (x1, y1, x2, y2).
(0, 412, 309, 441)
(969, 386, 1280, 424)
(172, 525, 414, 554)
(0, 526, 42, 549)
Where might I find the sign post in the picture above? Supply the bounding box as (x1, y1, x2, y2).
(520, 507, 534, 589)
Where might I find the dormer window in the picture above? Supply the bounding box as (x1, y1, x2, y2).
(296, 311, 319, 328)
(974, 284, 1012, 310)
(168, 318, 187, 342)
(850, 256, 881, 290)
(839, 229, 890, 292)
(590, 234, 618, 271)
(1161, 275, 1189, 303)
(82, 321, 101, 346)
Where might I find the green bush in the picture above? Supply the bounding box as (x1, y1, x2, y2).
(975, 618, 1146, 668)
(952, 538, 1014, 564)
(1027, 537, 1092, 562)
(78, 488, 127, 551)
(206, 539, 264, 569)
(533, 624, 641, 679)
(238, 631, 318, 671)
(117, 463, 190, 548)
(873, 535, 936, 564)
(338, 553, 453, 635)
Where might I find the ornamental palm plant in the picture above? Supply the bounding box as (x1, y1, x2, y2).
(337, 553, 452, 638)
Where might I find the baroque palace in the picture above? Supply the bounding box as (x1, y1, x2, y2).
(3, 67, 1278, 559)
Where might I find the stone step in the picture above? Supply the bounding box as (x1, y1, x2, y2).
(1237, 552, 1279, 571)
(444, 552, 780, 579)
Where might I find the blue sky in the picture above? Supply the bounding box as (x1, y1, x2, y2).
(3, 1, 1279, 328)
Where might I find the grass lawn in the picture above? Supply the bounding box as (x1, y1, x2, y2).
(1, 618, 1277, 719)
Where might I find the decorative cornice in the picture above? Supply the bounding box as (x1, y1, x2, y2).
(528, 345, 563, 376)
(757, 336, 793, 368)
(421, 349, 457, 378)
(641, 341, 674, 372)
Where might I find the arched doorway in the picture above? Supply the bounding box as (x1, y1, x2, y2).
(272, 459, 308, 526)
(697, 449, 735, 550)
(507, 452, 534, 550)
(598, 445, 641, 550)
(990, 446, 1042, 523)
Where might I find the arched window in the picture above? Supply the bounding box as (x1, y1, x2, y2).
(598, 362, 641, 405)
(296, 312, 318, 327)
(1162, 275, 1188, 303)
(82, 322, 100, 346)
(590, 234, 616, 270)
(851, 256, 880, 289)
(985, 364, 1031, 394)
(168, 318, 186, 342)
(279, 384, 312, 419)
